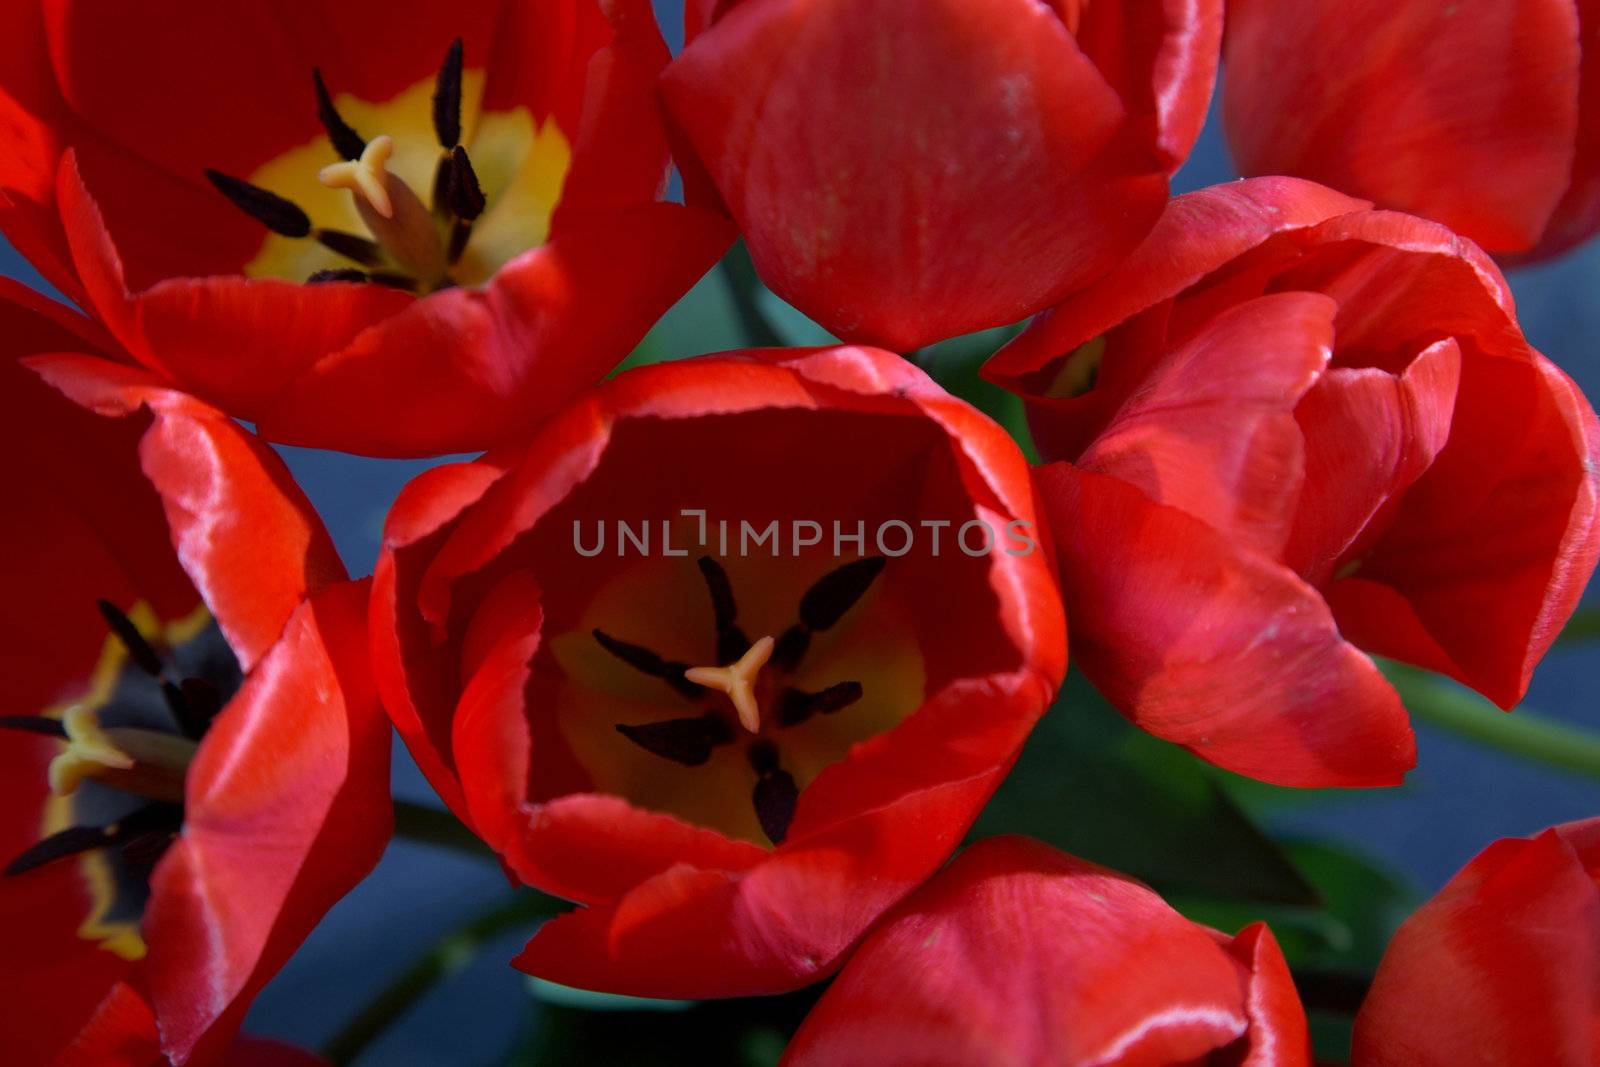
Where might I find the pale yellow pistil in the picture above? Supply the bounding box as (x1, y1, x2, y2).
(318, 134, 447, 285)
(49, 705, 198, 804)
(684, 635, 776, 734)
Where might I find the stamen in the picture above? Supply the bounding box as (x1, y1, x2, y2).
(614, 712, 735, 767)
(799, 557, 887, 631)
(684, 635, 776, 734)
(446, 146, 486, 219)
(697, 556, 751, 663)
(748, 741, 798, 845)
(320, 136, 396, 218)
(313, 68, 367, 161)
(205, 170, 312, 238)
(0, 715, 68, 739)
(317, 229, 384, 266)
(593, 629, 700, 699)
(308, 268, 371, 285)
(433, 37, 465, 148)
(96, 599, 164, 677)
(773, 557, 887, 673)
(5, 824, 115, 876)
(48, 705, 197, 804)
(775, 681, 864, 728)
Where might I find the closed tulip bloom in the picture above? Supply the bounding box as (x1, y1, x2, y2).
(784, 836, 1310, 1067)
(1224, 0, 1600, 262)
(986, 178, 1600, 787)
(663, 0, 1223, 351)
(373, 345, 1065, 997)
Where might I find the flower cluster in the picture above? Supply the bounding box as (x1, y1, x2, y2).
(1, 1, 1598, 1065)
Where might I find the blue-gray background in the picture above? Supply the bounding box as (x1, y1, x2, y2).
(4, 4, 1596, 1060)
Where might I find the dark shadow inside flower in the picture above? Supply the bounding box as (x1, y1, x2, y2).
(453, 407, 1016, 849)
(2, 601, 241, 961)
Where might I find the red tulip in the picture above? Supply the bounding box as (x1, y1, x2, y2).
(373, 345, 1065, 997)
(662, 0, 1222, 352)
(0, 284, 390, 1065)
(0, 0, 733, 457)
(986, 178, 1600, 787)
(783, 835, 1310, 1067)
(1223, 0, 1600, 262)
(1352, 818, 1600, 1067)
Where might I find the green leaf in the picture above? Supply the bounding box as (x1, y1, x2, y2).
(970, 672, 1318, 904)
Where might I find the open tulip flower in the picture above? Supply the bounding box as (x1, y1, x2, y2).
(1351, 817, 1600, 1067)
(662, 0, 1223, 351)
(784, 836, 1311, 1067)
(1224, 0, 1600, 263)
(987, 178, 1600, 787)
(0, 283, 390, 1064)
(0, 0, 733, 457)
(372, 345, 1065, 998)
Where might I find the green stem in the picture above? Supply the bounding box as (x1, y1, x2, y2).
(721, 241, 785, 348)
(392, 799, 499, 861)
(323, 889, 569, 1065)
(1559, 605, 1600, 644)
(1388, 665, 1600, 780)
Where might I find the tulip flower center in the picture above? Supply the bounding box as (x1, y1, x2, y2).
(0, 601, 241, 960)
(205, 38, 571, 291)
(553, 553, 924, 847)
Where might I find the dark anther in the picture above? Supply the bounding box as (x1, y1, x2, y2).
(317, 229, 384, 266)
(770, 624, 811, 674)
(5, 804, 182, 877)
(308, 268, 371, 285)
(593, 629, 700, 699)
(313, 68, 367, 160)
(775, 681, 864, 728)
(119, 827, 179, 869)
(5, 825, 115, 876)
(799, 557, 887, 631)
(178, 678, 223, 731)
(748, 741, 798, 845)
(96, 599, 165, 677)
(204, 170, 312, 238)
(0, 715, 67, 739)
(369, 272, 420, 292)
(433, 37, 465, 148)
(446, 146, 487, 220)
(447, 222, 472, 267)
(697, 556, 751, 663)
(615, 711, 735, 767)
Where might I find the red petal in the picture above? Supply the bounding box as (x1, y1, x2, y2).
(1075, 292, 1335, 558)
(57, 982, 161, 1067)
(985, 177, 1368, 389)
(782, 836, 1258, 1067)
(1284, 339, 1462, 586)
(1223, 0, 1580, 253)
(1220, 924, 1313, 1067)
(664, 0, 1169, 351)
(1331, 348, 1600, 707)
(1035, 462, 1414, 787)
(1522, 0, 1600, 260)
(252, 203, 733, 456)
(29, 353, 347, 670)
(1353, 819, 1600, 1066)
(135, 581, 390, 1064)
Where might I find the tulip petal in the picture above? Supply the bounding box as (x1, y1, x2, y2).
(1353, 819, 1600, 1067)
(664, 0, 1168, 351)
(985, 177, 1369, 389)
(1036, 461, 1414, 787)
(135, 580, 390, 1064)
(1076, 292, 1335, 558)
(1223, 0, 1580, 253)
(781, 836, 1265, 1067)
